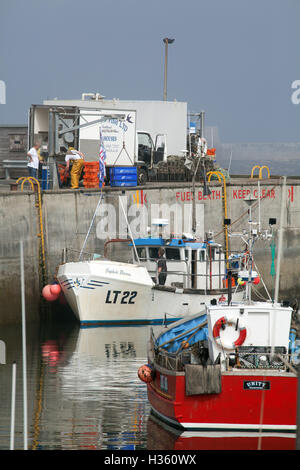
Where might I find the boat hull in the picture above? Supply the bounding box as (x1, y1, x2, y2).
(147, 415, 296, 450)
(147, 364, 298, 432)
(57, 260, 244, 326)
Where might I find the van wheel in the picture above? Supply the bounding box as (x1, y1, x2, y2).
(138, 168, 147, 185)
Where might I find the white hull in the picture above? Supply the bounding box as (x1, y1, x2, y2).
(57, 260, 244, 326)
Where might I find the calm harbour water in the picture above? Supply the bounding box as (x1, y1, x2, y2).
(0, 319, 296, 451)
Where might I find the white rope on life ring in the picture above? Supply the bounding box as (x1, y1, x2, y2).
(212, 316, 247, 350)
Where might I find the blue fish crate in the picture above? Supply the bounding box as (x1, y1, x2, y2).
(41, 165, 50, 190)
(110, 166, 137, 187)
(110, 166, 137, 177)
(111, 174, 137, 182)
(110, 179, 137, 187)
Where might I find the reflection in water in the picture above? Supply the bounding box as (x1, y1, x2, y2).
(0, 323, 151, 450)
(0, 321, 297, 450)
(147, 415, 296, 451)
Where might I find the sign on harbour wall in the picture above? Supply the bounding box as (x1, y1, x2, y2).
(175, 186, 295, 203)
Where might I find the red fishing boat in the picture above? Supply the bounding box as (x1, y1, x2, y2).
(139, 198, 299, 435)
(143, 301, 297, 433)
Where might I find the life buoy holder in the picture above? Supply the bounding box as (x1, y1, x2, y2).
(212, 316, 247, 350)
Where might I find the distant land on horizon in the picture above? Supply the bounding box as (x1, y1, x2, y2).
(202, 126, 300, 176)
(215, 142, 300, 176)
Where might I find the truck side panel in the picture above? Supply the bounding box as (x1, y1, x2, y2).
(79, 109, 137, 164)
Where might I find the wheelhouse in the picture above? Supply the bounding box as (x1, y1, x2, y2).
(130, 237, 226, 290)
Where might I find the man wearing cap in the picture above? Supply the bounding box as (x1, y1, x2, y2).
(64, 147, 85, 189)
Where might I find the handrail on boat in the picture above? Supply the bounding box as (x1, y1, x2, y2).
(61, 248, 103, 263)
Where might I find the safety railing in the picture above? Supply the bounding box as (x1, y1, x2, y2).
(140, 257, 240, 291)
(61, 247, 102, 263)
(250, 165, 270, 179)
(154, 349, 297, 374)
(224, 351, 296, 373)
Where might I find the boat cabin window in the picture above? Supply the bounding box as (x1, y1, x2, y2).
(165, 248, 181, 260)
(136, 247, 147, 260)
(149, 247, 159, 260)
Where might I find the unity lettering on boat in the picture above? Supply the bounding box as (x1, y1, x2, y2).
(243, 381, 271, 390)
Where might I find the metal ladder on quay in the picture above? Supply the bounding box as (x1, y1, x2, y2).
(16, 177, 50, 318)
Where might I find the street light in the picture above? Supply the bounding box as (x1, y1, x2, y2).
(163, 37, 175, 101)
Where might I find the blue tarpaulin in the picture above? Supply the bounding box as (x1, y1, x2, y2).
(156, 314, 208, 353)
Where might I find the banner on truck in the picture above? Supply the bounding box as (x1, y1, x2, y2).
(79, 109, 137, 165)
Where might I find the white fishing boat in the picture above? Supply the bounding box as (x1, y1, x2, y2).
(57, 226, 245, 326)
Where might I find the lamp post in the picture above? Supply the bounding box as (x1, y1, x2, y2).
(163, 38, 175, 101)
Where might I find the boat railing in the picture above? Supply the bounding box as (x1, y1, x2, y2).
(143, 257, 241, 290)
(154, 348, 297, 374)
(61, 248, 102, 263)
(225, 350, 297, 373)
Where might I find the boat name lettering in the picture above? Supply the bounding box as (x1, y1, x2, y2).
(105, 290, 137, 304)
(243, 381, 270, 390)
(105, 268, 131, 277)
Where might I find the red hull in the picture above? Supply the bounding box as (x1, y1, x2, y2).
(147, 365, 297, 432)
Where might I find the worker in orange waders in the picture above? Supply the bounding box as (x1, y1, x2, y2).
(64, 147, 85, 189)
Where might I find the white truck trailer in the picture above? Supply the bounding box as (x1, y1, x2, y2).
(28, 97, 188, 185)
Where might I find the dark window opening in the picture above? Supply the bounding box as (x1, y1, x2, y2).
(165, 248, 181, 260)
(149, 247, 159, 259)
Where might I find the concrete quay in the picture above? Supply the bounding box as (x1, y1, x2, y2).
(0, 176, 299, 325)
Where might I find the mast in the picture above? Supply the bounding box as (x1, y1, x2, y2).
(244, 196, 256, 303)
(274, 176, 286, 303)
(192, 111, 208, 235)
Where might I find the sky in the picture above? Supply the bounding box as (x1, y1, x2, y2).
(0, 0, 299, 143)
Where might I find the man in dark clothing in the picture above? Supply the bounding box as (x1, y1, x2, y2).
(157, 247, 167, 286)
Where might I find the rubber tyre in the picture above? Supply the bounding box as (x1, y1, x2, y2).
(138, 168, 148, 185)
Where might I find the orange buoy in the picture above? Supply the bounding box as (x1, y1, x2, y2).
(42, 284, 59, 302)
(50, 284, 61, 295)
(138, 364, 153, 383)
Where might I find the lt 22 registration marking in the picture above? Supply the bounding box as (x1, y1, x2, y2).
(105, 290, 137, 304)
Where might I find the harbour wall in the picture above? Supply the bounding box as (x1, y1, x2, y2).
(1, 177, 300, 325)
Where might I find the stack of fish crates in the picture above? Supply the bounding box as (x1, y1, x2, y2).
(110, 166, 137, 187)
(83, 162, 99, 188)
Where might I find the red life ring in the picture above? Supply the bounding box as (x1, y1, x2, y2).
(212, 316, 247, 350)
